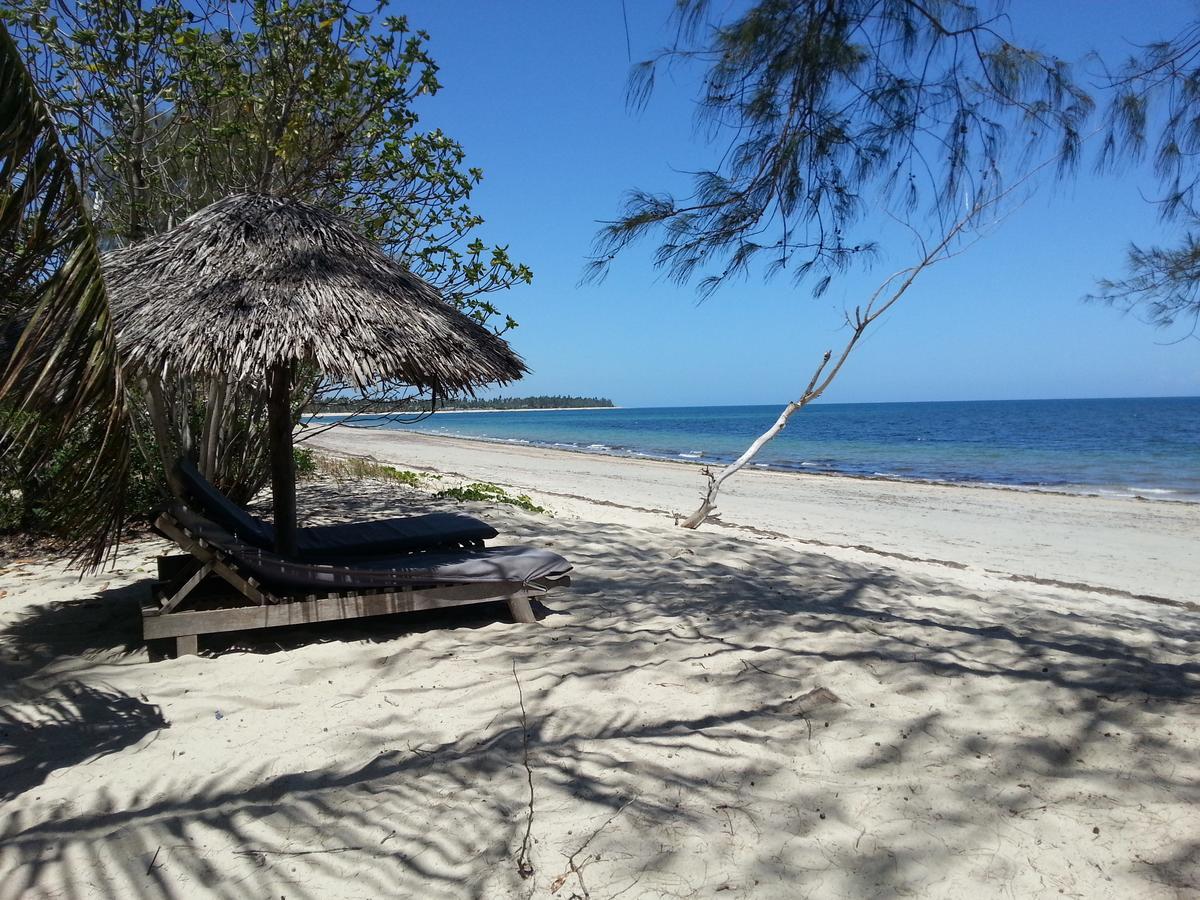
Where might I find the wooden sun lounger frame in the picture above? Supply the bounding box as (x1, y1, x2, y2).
(143, 512, 552, 657)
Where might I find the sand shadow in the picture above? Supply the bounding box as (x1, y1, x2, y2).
(0, 680, 168, 802)
(200, 597, 557, 656)
(0, 582, 148, 682)
(2, 478, 1197, 896)
(0, 666, 840, 899)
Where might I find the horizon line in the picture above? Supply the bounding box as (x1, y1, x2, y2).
(581, 393, 1200, 409)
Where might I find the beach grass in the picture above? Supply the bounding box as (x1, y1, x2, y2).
(299, 450, 547, 514)
(303, 452, 432, 486)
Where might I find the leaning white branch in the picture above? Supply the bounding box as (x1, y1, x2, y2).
(677, 192, 994, 530)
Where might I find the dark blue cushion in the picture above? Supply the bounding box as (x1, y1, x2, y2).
(174, 458, 498, 558)
(175, 458, 274, 547)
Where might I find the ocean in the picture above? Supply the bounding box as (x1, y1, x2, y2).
(309, 397, 1200, 502)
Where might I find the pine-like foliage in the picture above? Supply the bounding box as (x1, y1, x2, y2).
(589, 0, 1092, 297)
(1093, 20, 1200, 335)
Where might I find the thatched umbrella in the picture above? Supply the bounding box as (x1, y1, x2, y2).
(105, 193, 526, 555)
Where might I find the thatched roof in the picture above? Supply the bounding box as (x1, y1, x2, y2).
(104, 194, 526, 392)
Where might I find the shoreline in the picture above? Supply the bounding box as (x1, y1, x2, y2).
(308, 424, 1200, 604)
(300, 420, 1199, 505)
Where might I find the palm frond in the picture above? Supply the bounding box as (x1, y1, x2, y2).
(0, 22, 131, 568)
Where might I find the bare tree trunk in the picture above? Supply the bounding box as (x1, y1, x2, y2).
(143, 376, 185, 498)
(680, 356, 829, 528)
(199, 376, 226, 480)
(140, 371, 275, 504)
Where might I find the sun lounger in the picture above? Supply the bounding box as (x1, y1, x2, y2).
(175, 458, 497, 558)
(143, 504, 572, 656)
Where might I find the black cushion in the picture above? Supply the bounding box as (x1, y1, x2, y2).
(174, 458, 498, 558)
(175, 459, 274, 547)
(295, 515, 497, 559)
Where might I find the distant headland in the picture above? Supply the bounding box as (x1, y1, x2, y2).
(313, 395, 615, 414)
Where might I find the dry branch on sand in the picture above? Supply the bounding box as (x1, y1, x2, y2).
(678, 215, 975, 529)
(677, 153, 1060, 530)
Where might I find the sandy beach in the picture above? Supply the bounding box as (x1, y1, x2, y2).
(2, 426, 1198, 898)
(307, 425, 1200, 604)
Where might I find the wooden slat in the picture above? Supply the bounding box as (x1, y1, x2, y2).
(155, 514, 269, 605)
(143, 582, 538, 640)
(160, 560, 214, 614)
(176, 634, 199, 656)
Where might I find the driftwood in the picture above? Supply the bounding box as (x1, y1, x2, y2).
(679, 204, 987, 530)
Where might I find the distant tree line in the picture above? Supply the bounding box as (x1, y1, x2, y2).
(313, 395, 614, 413)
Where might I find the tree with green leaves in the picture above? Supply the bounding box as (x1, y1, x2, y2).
(1093, 19, 1200, 339)
(590, 0, 1092, 527)
(3, 0, 530, 322)
(2, 1, 532, 530)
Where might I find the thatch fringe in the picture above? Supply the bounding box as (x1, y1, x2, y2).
(104, 194, 527, 393)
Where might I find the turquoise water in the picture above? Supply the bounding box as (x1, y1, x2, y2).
(309, 397, 1200, 501)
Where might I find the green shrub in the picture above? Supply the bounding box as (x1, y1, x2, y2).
(293, 447, 317, 479)
(435, 482, 547, 514)
(0, 411, 167, 538)
(0, 488, 22, 532)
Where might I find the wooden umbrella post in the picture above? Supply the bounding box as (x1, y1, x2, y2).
(267, 362, 297, 556)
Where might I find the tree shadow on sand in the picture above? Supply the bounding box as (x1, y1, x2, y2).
(1, 480, 1197, 897)
(0, 665, 850, 899)
(0, 581, 147, 683)
(0, 681, 168, 802)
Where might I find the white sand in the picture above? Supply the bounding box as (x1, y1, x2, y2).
(1, 428, 1197, 898)
(308, 426, 1200, 603)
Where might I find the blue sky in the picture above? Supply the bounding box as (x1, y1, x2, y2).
(406, 0, 1200, 407)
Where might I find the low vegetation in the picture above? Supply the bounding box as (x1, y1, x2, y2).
(301, 452, 431, 487)
(292, 448, 318, 479)
(0, 412, 163, 540)
(300, 449, 548, 513)
(435, 482, 546, 514)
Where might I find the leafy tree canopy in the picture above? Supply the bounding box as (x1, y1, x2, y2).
(312, 395, 615, 413)
(1, 0, 530, 327)
(1, 2, 536, 558)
